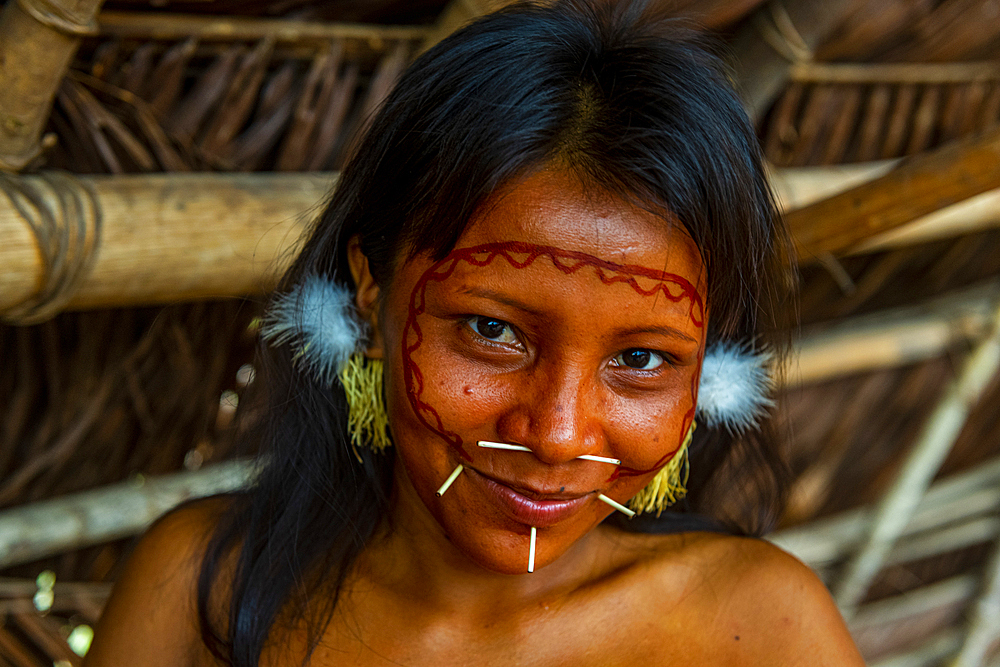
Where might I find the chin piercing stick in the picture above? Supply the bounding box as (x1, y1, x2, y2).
(436, 464, 464, 496)
(597, 494, 636, 519)
(528, 526, 537, 573)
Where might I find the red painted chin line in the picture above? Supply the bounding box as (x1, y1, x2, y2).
(401, 241, 707, 461)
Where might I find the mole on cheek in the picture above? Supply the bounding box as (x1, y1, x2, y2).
(464, 385, 474, 395)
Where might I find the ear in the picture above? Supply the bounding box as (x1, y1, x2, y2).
(346, 236, 384, 359)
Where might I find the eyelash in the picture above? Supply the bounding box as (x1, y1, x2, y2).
(465, 316, 671, 374)
(465, 316, 520, 346)
(611, 349, 667, 372)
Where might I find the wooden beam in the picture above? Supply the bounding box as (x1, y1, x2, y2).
(791, 61, 1000, 85)
(0, 461, 253, 569)
(3, 165, 1000, 320)
(97, 11, 432, 47)
(0, 0, 106, 171)
(0, 172, 332, 320)
(728, 0, 866, 120)
(786, 281, 1000, 387)
(788, 127, 1000, 262)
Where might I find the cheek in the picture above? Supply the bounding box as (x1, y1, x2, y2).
(398, 318, 517, 446)
(602, 382, 696, 473)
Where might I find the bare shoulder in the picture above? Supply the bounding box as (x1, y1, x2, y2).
(624, 531, 865, 666)
(83, 497, 233, 667)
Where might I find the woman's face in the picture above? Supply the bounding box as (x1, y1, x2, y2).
(375, 167, 707, 574)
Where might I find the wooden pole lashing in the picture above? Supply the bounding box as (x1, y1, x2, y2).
(0, 0, 106, 172)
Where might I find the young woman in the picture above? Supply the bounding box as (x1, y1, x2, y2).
(85, 1, 864, 665)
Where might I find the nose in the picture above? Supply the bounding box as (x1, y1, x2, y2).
(495, 362, 603, 465)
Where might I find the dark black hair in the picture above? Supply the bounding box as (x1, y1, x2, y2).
(197, 1, 793, 664)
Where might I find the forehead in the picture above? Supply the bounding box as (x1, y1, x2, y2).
(455, 168, 707, 293)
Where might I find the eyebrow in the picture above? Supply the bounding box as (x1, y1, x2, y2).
(614, 325, 698, 344)
(457, 287, 545, 317)
(459, 287, 698, 342)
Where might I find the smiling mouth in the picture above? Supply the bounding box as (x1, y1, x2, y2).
(465, 467, 594, 528)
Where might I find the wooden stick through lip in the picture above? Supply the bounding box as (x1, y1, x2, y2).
(528, 526, 537, 573)
(436, 464, 464, 496)
(598, 494, 636, 518)
(576, 454, 621, 465)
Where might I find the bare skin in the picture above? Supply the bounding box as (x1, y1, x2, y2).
(85, 168, 865, 666)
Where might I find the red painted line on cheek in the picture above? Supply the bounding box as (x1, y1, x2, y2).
(401, 241, 706, 470)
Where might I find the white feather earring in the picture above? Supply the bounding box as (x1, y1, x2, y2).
(262, 275, 775, 436)
(696, 342, 774, 432)
(261, 275, 367, 386)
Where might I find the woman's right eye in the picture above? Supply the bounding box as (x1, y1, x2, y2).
(466, 316, 518, 345)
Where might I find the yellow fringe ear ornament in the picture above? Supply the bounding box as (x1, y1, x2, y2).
(261, 276, 392, 454)
(628, 421, 695, 516)
(338, 354, 392, 453)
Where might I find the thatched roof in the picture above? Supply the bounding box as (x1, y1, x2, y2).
(1, 0, 1000, 663)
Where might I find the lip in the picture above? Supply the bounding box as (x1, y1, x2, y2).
(466, 467, 593, 528)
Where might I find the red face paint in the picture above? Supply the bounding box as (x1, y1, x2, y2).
(401, 240, 704, 477)
(376, 168, 708, 574)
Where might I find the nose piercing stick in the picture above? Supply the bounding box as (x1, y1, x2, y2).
(479, 442, 621, 466)
(528, 526, 537, 573)
(597, 494, 636, 518)
(436, 464, 464, 496)
(478, 441, 532, 452)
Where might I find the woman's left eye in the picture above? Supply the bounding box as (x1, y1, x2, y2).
(466, 316, 519, 345)
(612, 348, 664, 371)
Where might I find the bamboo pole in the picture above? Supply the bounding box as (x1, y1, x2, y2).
(727, 0, 866, 120)
(770, 456, 1000, 569)
(853, 188, 1000, 255)
(97, 10, 432, 43)
(0, 0, 106, 171)
(3, 167, 1000, 320)
(791, 61, 1000, 85)
(0, 172, 333, 320)
(769, 160, 899, 211)
(951, 535, 1000, 667)
(787, 126, 1000, 262)
(786, 281, 999, 387)
(851, 575, 979, 634)
(870, 629, 963, 667)
(832, 299, 1000, 615)
(0, 460, 254, 568)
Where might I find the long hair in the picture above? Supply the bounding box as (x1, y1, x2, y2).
(197, 1, 793, 664)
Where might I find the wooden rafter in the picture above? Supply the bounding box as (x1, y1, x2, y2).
(788, 126, 1000, 262)
(0, 0, 107, 171)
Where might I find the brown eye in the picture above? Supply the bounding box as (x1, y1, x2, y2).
(614, 349, 663, 370)
(467, 316, 518, 344)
